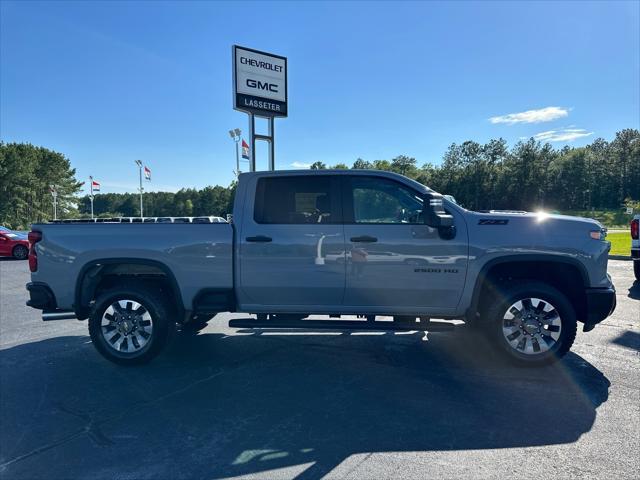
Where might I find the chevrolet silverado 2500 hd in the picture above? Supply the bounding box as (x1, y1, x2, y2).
(26, 170, 616, 366)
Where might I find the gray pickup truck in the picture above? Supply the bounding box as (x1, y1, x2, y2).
(26, 170, 616, 366)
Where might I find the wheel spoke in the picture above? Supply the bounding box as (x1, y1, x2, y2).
(534, 300, 547, 314)
(138, 329, 150, 339)
(108, 332, 122, 345)
(542, 310, 559, 323)
(535, 334, 551, 352)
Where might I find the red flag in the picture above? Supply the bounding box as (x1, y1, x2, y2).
(91, 180, 100, 192)
(144, 166, 151, 180)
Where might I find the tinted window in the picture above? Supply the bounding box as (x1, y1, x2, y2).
(255, 176, 338, 224)
(349, 177, 423, 224)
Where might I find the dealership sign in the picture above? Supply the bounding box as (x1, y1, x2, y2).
(233, 45, 287, 117)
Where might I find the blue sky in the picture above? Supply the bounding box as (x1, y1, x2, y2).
(1, 1, 638, 194)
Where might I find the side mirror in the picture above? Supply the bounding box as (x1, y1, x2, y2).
(423, 193, 454, 228)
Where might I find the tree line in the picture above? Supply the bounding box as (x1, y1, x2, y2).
(1, 128, 638, 229)
(310, 128, 639, 211)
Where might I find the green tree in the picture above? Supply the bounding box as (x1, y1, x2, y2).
(353, 158, 372, 169)
(310, 161, 326, 170)
(0, 143, 82, 228)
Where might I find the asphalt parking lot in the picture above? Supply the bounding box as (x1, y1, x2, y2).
(0, 259, 638, 479)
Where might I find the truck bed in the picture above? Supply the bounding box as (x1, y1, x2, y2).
(30, 222, 234, 312)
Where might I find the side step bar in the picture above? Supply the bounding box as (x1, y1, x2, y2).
(229, 318, 456, 332)
(42, 310, 77, 321)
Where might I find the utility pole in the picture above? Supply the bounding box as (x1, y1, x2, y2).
(229, 128, 242, 176)
(135, 160, 144, 217)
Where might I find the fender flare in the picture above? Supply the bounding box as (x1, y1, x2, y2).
(74, 258, 184, 320)
(467, 254, 589, 320)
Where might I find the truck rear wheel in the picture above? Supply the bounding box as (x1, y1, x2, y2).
(485, 281, 577, 366)
(88, 283, 175, 365)
(634, 261, 640, 281)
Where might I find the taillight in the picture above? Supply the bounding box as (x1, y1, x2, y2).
(28, 230, 42, 272)
(631, 219, 639, 240)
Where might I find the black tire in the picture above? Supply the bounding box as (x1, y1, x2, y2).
(484, 281, 577, 366)
(12, 245, 28, 260)
(180, 315, 213, 334)
(634, 261, 640, 281)
(88, 282, 175, 365)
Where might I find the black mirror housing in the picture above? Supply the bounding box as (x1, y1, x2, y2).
(424, 192, 454, 228)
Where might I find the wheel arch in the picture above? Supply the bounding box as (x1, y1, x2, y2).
(468, 255, 589, 324)
(74, 258, 184, 320)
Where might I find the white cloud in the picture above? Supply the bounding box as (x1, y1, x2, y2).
(489, 106, 569, 125)
(533, 128, 593, 142)
(290, 161, 311, 169)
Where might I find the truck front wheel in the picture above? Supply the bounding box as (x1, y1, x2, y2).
(88, 283, 175, 365)
(485, 281, 577, 366)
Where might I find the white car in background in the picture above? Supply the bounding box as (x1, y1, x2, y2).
(631, 214, 639, 280)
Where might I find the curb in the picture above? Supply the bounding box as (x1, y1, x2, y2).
(609, 255, 632, 261)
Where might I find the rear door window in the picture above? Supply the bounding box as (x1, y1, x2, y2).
(254, 176, 341, 224)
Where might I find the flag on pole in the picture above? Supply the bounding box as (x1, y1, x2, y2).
(91, 179, 100, 192)
(144, 166, 151, 180)
(242, 139, 250, 160)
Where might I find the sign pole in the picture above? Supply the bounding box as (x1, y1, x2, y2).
(268, 116, 275, 171)
(248, 113, 256, 172)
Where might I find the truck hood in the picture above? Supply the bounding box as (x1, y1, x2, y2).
(467, 210, 605, 243)
(474, 210, 603, 228)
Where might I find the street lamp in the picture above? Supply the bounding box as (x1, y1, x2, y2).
(134, 160, 144, 217)
(229, 128, 242, 176)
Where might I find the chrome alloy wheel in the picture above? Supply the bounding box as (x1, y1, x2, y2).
(101, 299, 153, 353)
(502, 297, 562, 355)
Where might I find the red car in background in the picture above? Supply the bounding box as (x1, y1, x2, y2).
(0, 227, 30, 260)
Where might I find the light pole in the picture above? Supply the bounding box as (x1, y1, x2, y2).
(50, 184, 58, 220)
(134, 160, 144, 217)
(229, 128, 242, 176)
